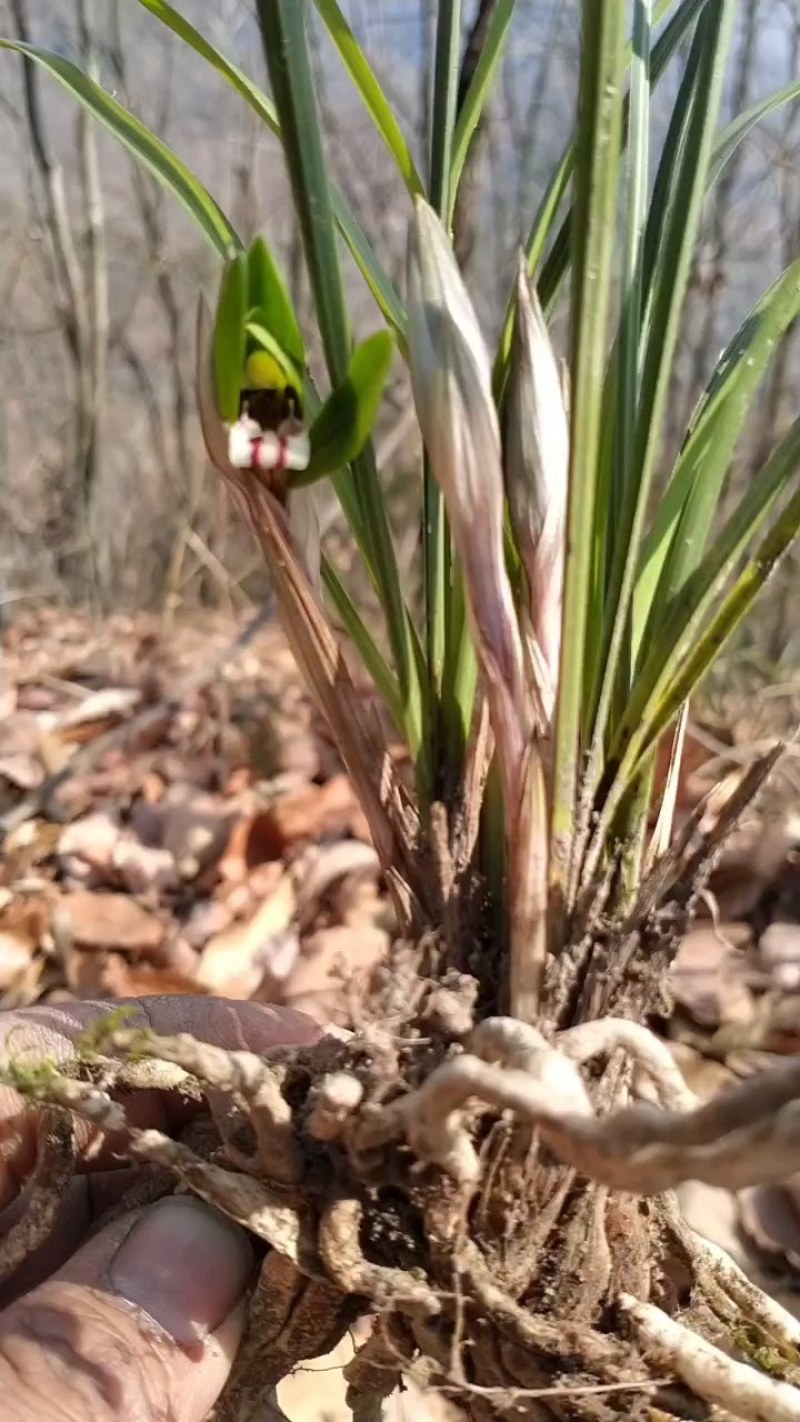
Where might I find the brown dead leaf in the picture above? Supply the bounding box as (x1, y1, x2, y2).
(670, 924, 754, 1028)
(218, 812, 286, 883)
(295, 841, 380, 917)
(57, 890, 165, 955)
(758, 922, 800, 990)
(98, 954, 207, 998)
(704, 815, 797, 921)
(260, 775, 364, 854)
(57, 812, 120, 874)
(197, 875, 298, 998)
(111, 840, 179, 896)
(159, 784, 236, 880)
(0, 927, 37, 989)
(0, 753, 44, 791)
(738, 1183, 800, 1272)
(54, 686, 142, 745)
(281, 923, 389, 1024)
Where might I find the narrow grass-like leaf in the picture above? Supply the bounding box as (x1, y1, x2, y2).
(247, 237, 305, 368)
(321, 559, 403, 729)
(429, 0, 463, 219)
(589, 0, 734, 808)
(591, 417, 800, 867)
(304, 332, 395, 479)
(636, 476, 800, 758)
(493, 0, 711, 402)
(134, 0, 406, 342)
(615, 0, 651, 537)
(709, 77, 800, 187)
(311, 0, 424, 197)
(330, 192, 408, 342)
(424, 0, 463, 725)
(594, 0, 650, 731)
(634, 253, 800, 656)
(256, 0, 422, 765)
(213, 254, 248, 421)
(549, 0, 628, 898)
(449, 0, 516, 219)
(0, 39, 239, 257)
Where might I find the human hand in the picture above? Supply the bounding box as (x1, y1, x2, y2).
(0, 995, 318, 1421)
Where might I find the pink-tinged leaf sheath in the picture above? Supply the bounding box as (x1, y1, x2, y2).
(408, 199, 540, 1017)
(505, 260, 568, 721)
(408, 200, 527, 788)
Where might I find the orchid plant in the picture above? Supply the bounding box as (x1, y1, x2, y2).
(5, 0, 800, 1016)
(7, 4, 800, 1415)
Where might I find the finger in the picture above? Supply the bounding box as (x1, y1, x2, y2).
(0, 1167, 161, 1308)
(0, 1195, 254, 1422)
(0, 996, 320, 1204)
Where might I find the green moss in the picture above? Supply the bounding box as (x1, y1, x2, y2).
(75, 1006, 140, 1058)
(0, 1055, 60, 1095)
(732, 1323, 800, 1378)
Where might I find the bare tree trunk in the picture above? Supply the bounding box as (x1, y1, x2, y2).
(107, 0, 198, 614)
(76, 0, 109, 601)
(9, 0, 109, 596)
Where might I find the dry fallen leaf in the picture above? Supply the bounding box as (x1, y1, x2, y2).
(53, 686, 142, 744)
(260, 775, 365, 854)
(0, 926, 37, 989)
(670, 924, 754, 1028)
(57, 890, 165, 956)
(111, 839, 180, 896)
(281, 922, 390, 1024)
(57, 812, 120, 874)
(197, 875, 298, 998)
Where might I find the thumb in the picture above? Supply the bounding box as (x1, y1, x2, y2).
(0, 1195, 253, 1422)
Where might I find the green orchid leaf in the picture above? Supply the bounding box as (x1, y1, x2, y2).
(304, 331, 395, 478)
(213, 254, 248, 422)
(246, 237, 305, 368)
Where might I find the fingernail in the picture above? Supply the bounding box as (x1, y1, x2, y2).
(110, 1196, 253, 1346)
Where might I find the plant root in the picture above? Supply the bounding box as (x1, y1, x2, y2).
(5, 1011, 800, 1419)
(0, 1109, 75, 1282)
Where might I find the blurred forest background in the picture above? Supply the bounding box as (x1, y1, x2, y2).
(1, 0, 799, 693)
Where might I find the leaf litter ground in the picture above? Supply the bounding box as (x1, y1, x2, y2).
(4, 606, 800, 1418)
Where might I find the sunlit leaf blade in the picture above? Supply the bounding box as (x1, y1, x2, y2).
(256, 0, 423, 768)
(709, 77, 800, 187)
(575, 0, 652, 832)
(134, 0, 406, 342)
(303, 332, 395, 479)
(549, 0, 628, 894)
(636, 472, 800, 763)
(321, 559, 403, 729)
(450, 0, 516, 217)
(213, 254, 248, 422)
(424, 0, 462, 728)
(330, 192, 408, 342)
(634, 253, 800, 656)
(589, 0, 733, 788)
(590, 417, 800, 867)
(247, 237, 305, 368)
(493, 0, 710, 402)
(628, 415, 800, 755)
(311, 0, 424, 197)
(0, 38, 239, 257)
